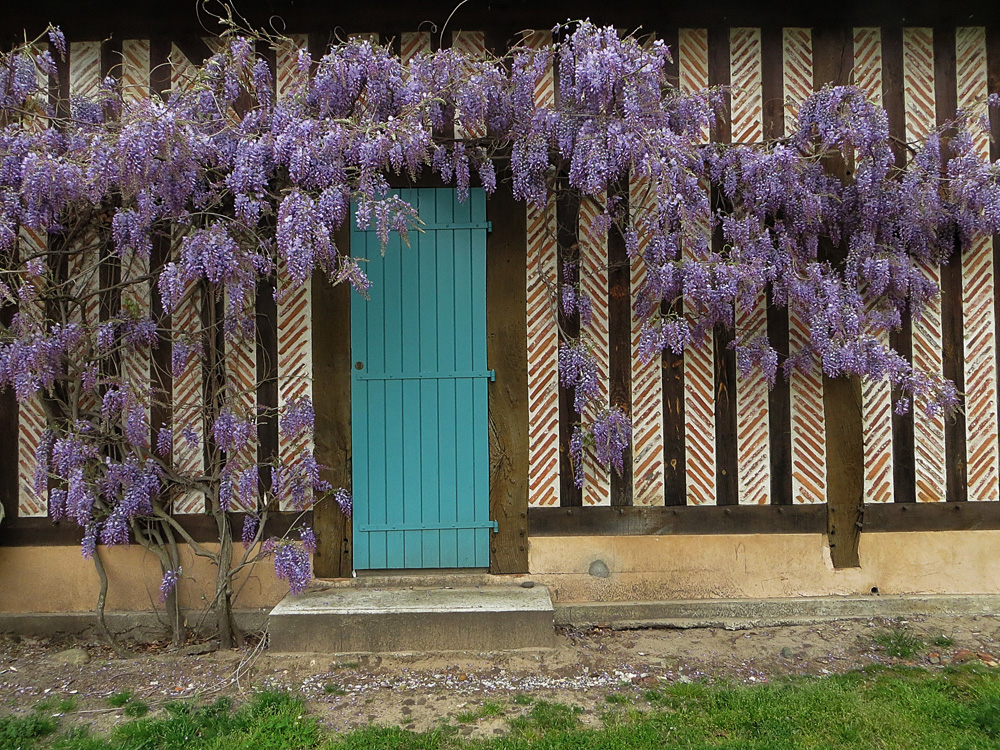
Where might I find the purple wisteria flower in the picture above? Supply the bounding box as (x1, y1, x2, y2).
(47, 27, 66, 58)
(158, 568, 181, 603)
(242, 513, 259, 548)
(212, 408, 256, 454)
(300, 526, 317, 553)
(281, 396, 314, 442)
(271, 541, 312, 595)
(569, 425, 586, 489)
(333, 487, 352, 518)
(592, 407, 632, 476)
(558, 341, 600, 413)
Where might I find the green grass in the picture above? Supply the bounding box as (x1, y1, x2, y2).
(454, 700, 504, 723)
(33, 697, 76, 714)
(933, 634, 957, 649)
(105, 690, 148, 719)
(0, 712, 58, 749)
(507, 700, 584, 740)
(121, 701, 150, 718)
(872, 626, 925, 658)
(106, 691, 133, 708)
(322, 684, 347, 697)
(12, 665, 1000, 749)
(42, 692, 320, 750)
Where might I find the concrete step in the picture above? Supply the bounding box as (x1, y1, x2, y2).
(268, 585, 556, 653)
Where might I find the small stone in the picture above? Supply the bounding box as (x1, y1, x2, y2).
(49, 648, 90, 666)
(780, 647, 794, 659)
(927, 652, 942, 665)
(588, 560, 611, 579)
(178, 642, 218, 656)
(953, 649, 976, 664)
(977, 652, 995, 662)
(675, 674, 693, 684)
(521, 581, 536, 588)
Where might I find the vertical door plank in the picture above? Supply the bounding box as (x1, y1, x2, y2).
(349, 226, 369, 569)
(401, 192, 424, 566)
(470, 190, 491, 566)
(435, 191, 460, 567)
(366, 228, 389, 568)
(452, 192, 478, 566)
(382, 208, 406, 567)
(417, 193, 442, 566)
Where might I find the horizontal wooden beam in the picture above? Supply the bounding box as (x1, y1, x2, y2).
(529, 502, 1000, 536)
(529, 504, 826, 536)
(0, 512, 311, 547)
(9, 502, 1000, 546)
(863, 502, 1000, 532)
(6, 2, 1000, 46)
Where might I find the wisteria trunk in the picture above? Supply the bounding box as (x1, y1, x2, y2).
(214, 512, 237, 650)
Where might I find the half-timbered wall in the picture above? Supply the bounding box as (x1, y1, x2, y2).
(4, 25, 1000, 572)
(524, 26, 1000, 513)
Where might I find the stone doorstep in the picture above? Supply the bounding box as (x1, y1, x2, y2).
(266, 585, 557, 653)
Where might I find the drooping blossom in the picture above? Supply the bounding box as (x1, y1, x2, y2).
(281, 396, 314, 442)
(333, 487, 353, 518)
(158, 568, 181, 603)
(271, 541, 312, 595)
(591, 407, 632, 476)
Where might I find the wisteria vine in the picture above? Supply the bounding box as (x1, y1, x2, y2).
(1, 19, 998, 637)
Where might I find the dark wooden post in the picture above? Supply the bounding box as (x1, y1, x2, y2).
(486, 174, 530, 574)
(824, 377, 864, 567)
(312, 256, 354, 578)
(708, 27, 740, 507)
(815, 27, 863, 567)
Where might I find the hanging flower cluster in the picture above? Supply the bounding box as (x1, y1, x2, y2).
(0, 20, 996, 588)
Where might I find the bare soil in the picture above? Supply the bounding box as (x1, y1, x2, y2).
(2, 614, 1000, 739)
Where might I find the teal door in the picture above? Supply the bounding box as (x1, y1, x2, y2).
(350, 188, 493, 569)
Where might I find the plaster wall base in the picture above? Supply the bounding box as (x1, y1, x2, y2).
(0, 544, 287, 613)
(2, 531, 999, 615)
(526, 531, 1000, 602)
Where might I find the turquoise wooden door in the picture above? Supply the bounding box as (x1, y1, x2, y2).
(350, 188, 493, 569)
